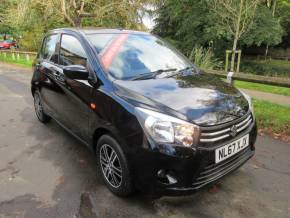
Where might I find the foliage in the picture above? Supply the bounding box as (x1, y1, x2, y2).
(240, 59, 290, 77)
(153, 0, 226, 56)
(19, 30, 46, 51)
(153, 0, 286, 65)
(0, 0, 18, 37)
(235, 80, 290, 97)
(1, 0, 153, 51)
(276, 0, 290, 48)
(51, 0, 151, 29)
(189, 47, 222, 70)
(241, 5, 283, 46)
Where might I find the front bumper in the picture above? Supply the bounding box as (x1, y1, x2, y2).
(131, 121, 257, 196)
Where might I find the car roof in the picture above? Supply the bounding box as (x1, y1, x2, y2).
(50, 27, 150, 35)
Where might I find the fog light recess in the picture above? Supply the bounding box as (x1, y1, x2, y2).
(157, 169, 178, 185)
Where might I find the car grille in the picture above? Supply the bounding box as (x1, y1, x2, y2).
(199, 112, 253, 145)
(192, 146, 253, 189)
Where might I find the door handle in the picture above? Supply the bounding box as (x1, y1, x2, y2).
(35, 63, 41, 70)
(53, 71, 60, 76)
(52, 71, 64, 83)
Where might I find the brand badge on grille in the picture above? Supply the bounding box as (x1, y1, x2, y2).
(230, 125, 238, 137)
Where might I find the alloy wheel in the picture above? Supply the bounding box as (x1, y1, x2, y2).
(99, 144, 123, 188)
(34, 94, 43, 119)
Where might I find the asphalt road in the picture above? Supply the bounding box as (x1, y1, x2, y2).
(0, 63, 289, 218)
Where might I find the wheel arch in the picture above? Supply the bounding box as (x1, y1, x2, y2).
(92, 127, 112, 152)
(31, 86, 36, 96)
(92, 126, 130, 154)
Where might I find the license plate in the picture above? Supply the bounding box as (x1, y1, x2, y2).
(215, 134, 249, 163)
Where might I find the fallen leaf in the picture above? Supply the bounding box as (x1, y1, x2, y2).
(79, 159, 87, 165)
(57, 176, 65, 185)
(253, 164, 260, 169)
(208, 184, 219, 194)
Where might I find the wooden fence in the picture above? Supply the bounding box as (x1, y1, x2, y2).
(0, 50, 37, 61)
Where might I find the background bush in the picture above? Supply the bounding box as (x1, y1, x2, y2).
(189, 47, 222, 70)
(240, 59, 290, 77)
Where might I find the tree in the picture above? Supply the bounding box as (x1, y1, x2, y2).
(3, 0, 153, 50)
(6, 0, 152, 29)
(57, 0, 149, 28)
(153, 0, 226, 56)
(264, 0, 277, 57)
(276, 0, 290, 48)
(0, 0, 17, 39)
(211, 0, 261, 72)
(241, 5, 283, 48)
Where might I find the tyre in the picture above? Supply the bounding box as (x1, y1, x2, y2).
(96, 134, 134, 197)
(33, 91, 51, 123)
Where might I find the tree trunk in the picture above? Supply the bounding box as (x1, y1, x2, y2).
(230, 37, 238, 72)
(265, 0, 277, 59)
(230, 0, 243, 72)
(265, 44, 269, 59)
(74, 17, 82, 27)
(272, 0, 277, 16)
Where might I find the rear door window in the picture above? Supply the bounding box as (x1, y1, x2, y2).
(59, 34, 87, 67)
(41, 34, 59, 63)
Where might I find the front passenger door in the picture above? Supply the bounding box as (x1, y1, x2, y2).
(57, 34, 93, 142)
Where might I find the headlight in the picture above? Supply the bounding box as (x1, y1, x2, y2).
(240, 90, 254, 112)
(135, 107, 200, 148)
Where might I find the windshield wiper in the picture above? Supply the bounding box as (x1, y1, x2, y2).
(130, 68, 177, 81)
(162, 66, 197, 78)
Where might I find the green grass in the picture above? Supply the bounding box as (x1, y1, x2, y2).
(0, 54, 33, 67)
(254, 99, 290, 134)
(234, 80, 290, 97)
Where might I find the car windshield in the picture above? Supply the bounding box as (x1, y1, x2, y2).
(86, 33, 193, 80)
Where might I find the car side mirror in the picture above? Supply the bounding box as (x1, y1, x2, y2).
(63, 65, 89, 80)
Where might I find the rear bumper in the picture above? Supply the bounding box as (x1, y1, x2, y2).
(131, 121, 257, 196)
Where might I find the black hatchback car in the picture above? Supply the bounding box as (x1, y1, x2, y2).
(31, 28, 257, 196)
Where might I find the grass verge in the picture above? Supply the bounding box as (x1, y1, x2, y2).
(254, 99, 290, 141)
(235, 80, 290, 97)
(0, 54, 33, 68)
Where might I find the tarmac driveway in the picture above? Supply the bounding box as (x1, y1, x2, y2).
(0, 63, 289, 218)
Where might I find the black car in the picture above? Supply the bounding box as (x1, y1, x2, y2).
(31, 28, 257, 197)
